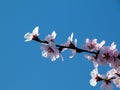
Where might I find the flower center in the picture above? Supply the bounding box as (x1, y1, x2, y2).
(105, 78, 111, 84)
(88, 43, 95, 50)
(103, 53, 110, 60)
(48, 47, 54, 53)
(32, 34, 37, 39)
(95, 75, 103, 82)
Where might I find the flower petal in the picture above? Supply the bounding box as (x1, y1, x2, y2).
(93, 39, 97, 44)
(99, 40, 105, 48)
(91, 68, 98, 78)
(110, 42, 116, 50)
(90, 79, 97, 86)
(24, 32, 33, 42)
(86, 38, 90, 43)
(32, 26, 39, 35)
(68, 33, 74, 42)
(51, 31, 56, 39)
(74, 38, 77, 46)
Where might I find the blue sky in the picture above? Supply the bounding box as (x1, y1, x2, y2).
(0, 0, 120, 90)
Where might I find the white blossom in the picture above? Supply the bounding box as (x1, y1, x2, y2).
(69, 38, 77, 58)
(63, 33, 74, 47)
(68, 32, 74, 43)
(90, 68, 101, 86)
(67, 33, 77, 58)
(24, 26, 39, 42)
(113, 77, 120, 88)
(60, 33, 77, 58)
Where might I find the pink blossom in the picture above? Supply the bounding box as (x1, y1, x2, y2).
(60, 33, 77, 58)
(97, 54, 109, 65)
(84, 38, 105, 51)
(95, 40, 105, 50)
(111, 66, 120, 88)
(45, 31, 56, 42)
(84, 38, 97, 51)
(84, 53, 109, 67)
(40, 42, 60, 61)
(101, 42, 118, 59)
(101, 81, 113, 90)
(90, 68, 116, 90)
(42, 31, 64, 61)
(109, 58, 120, 69)
(86, 42, 119, 67)
(98, 42, 119, 66)
(100, 68, 120, 90)
(84, 54, 98, 67)
(61, 33, 74, 47)
(100, 73, 113, 90)
(106, 69, 116, 78)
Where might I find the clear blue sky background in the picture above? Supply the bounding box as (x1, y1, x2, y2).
(0, 0, 120, 90)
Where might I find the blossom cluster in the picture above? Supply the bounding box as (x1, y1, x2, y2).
(24, 26, 120, 90)
(90, 67, 120, 90)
